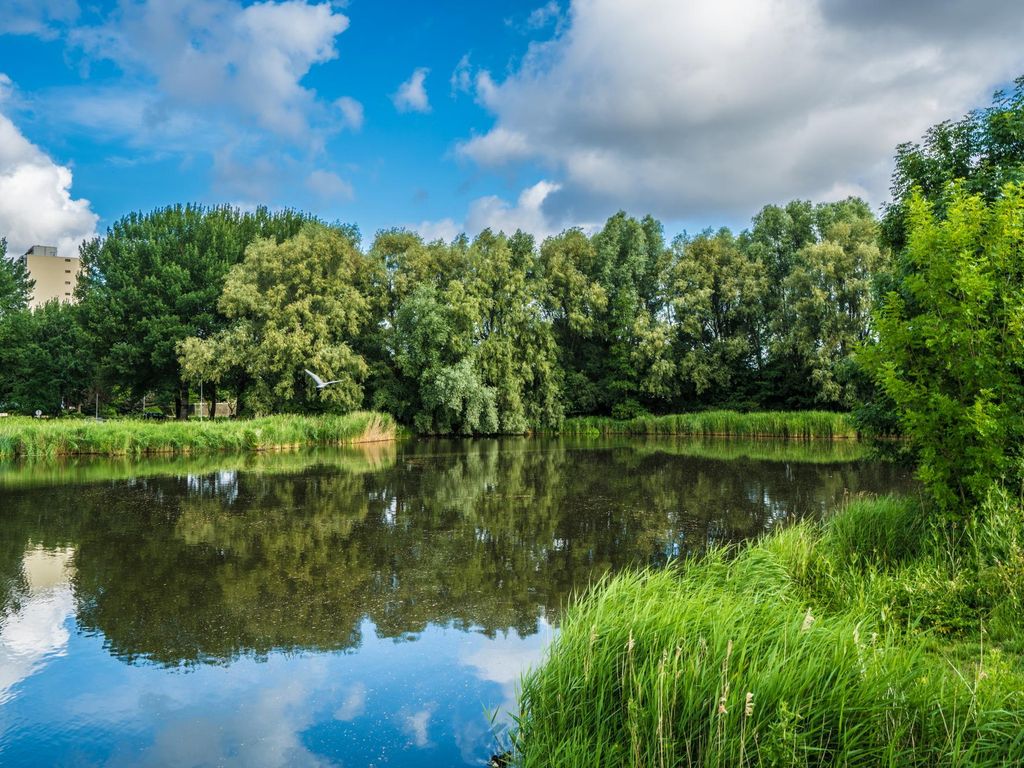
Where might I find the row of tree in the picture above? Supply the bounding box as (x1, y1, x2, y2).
(0, 199, 885, 429)
(0, 78, 1021, 437)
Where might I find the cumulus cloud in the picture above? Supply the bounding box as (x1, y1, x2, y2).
(306, 169, 355, 201)
(465, 180, 563, 238)
(526, 1, 562, 29)
(57, 1, 353, 204)
(450, 54, 473, 96)
(71, 0, 349, 141)
(410, 217, 461, 243)
(459, 0, 1024, 224)
(411, 180, 568, 243)
(392, 67, 431, 113)
(335, 96, 364, 132)
(0, 78, 98, 257)
(0, 0, 79, 39)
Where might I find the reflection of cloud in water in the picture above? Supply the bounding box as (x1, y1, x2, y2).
(0, 546, 75, 705)
(461, 618, 555, 724)
(106, 665, 334, 768)
(401, 704, 434, 748)
(334, 680, 367, 721)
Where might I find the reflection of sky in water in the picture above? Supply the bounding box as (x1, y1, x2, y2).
(0, 439, 912, 765)
(0, 595, 552, 767)
(0, 547, 76, 706)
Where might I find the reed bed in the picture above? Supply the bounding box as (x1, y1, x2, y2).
(0, 411, 396, 459)
(556, 411, 857, 440)
(511, 495, 1024, 766)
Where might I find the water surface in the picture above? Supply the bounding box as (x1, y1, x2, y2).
(0, 437, 913, 766)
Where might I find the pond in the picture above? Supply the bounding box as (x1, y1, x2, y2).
(0, 437, 914, 766)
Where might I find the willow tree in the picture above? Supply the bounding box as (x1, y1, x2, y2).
(669, 228, 765, 404)
(177, 224, 372, 414)
(779, 198, 889, 407)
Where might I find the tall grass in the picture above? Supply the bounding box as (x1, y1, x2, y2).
(511, 495, 1024, 766)
(556, 411, 857, 440)
(0, 411, 396, 459)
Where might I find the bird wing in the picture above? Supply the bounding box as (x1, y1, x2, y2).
(304, 369, 326, 387)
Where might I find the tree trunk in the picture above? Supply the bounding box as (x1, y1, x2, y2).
(176, 382, 190, 420)
(207, 382, 218, 419)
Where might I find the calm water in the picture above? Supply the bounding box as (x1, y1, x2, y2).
(0, 437, 913, 767)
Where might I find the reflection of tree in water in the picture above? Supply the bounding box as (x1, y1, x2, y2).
(0, 439, 913, 666)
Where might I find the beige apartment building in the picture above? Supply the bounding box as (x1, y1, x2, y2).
(19, 245, 81, 308)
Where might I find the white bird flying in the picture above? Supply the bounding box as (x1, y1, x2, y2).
(305, 369, 343, 389)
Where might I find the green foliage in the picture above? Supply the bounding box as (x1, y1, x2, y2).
(0, 411, 394, 459)
(779, 199, 889, 407)
(865, 184, 1024, 511)
(0, 237, 34, 318)
(556, 410, 856, 439)
(177, 223, 373, 415)
(669, 228, 765, 398)
(77, 204, 310, 415)
(368, 228, 563, 434)
(0, 301, 95, 414)
(883, 76, 1024, 253)
(512, 495, 1024, 767)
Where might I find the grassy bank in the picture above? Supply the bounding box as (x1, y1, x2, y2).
(510, 494, 1024, 766)
(0, 411, 396, 459)
(556, 411, 856, 440)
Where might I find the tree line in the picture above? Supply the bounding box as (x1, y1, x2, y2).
(0, 77, 1021, 440)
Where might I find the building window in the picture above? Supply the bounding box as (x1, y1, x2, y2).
(65, 258, 71, 262)
(65, 280, 71, 285)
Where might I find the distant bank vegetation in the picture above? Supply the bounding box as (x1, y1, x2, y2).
(0, 412, 395, 459)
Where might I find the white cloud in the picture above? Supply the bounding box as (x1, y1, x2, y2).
(392, 67, 431, 114)
(335, 96, 364, 132)
(59, 1, 353, 204)
(306, 169, 355, 201)
(71, 0, 349, 141)
(413, 180, 571, 245)
(465, 180, 563, 238)
(459, 0, 1024, 223)
(410, 217, 461, 243)
(0, 0, 78, 39)
(526, 1, 562, 29)
(0, 79, 98, 257)
(450, 54, 473, 96)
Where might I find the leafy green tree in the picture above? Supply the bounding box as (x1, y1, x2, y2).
(883, 77, 1024, 253)
(865, 183, 1024, 512)
(592, 213, 671, 416)
(466, 229, 563, 432)
(177, 224, 372, 415)
(539, 229, 607, 414)
(0, 238, 34, 318)
(0, 301, 95, 414)
(669, 228, 765, 404)
(77, 205, 309, 418)
(778, 198, 889, 407)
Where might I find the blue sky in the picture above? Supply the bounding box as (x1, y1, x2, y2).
(1, 0, 1023, 256)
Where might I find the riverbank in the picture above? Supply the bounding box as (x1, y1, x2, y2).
(510, 494, 1024, 766)
(556, 410, 856, 439)
(0, 411, 397, 458)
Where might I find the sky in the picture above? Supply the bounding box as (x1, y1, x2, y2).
(0, 0, 1023, 257)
